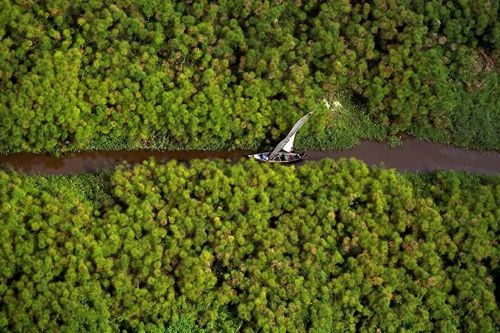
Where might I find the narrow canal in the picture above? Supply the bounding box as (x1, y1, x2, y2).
(1, 136, 499, 175)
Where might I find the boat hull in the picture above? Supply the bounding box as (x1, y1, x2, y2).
(248, 152, 305, 163)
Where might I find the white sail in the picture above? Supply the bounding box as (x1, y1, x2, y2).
(269, 112, 313, 160)
(282, 133, 295, 152)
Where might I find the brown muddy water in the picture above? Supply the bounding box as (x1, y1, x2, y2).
(0, 136, 499, 175)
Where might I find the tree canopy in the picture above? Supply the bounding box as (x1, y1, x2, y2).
(0, 1, 498, 152)
(0, 159, 498, 331)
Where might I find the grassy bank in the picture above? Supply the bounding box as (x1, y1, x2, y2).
(410, 70, 499, 151)
(84, 92, 389, 153)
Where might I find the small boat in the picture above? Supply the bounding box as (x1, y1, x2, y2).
(249, 112, 313, 163)
(248, 151, 305, 163)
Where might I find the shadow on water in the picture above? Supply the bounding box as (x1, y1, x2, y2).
(1, 135, 499, 175)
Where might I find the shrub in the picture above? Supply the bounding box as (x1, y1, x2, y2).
(0, 159, 498, 331)
(0, 1, 498, 152)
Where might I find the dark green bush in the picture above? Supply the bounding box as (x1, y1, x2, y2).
(0, 1, 498, 152)
(0, 159, 498, 331)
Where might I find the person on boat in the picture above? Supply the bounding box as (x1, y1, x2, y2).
(258, 153, 269, 161)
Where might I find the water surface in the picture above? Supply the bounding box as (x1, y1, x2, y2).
(1, 136, 499, 175)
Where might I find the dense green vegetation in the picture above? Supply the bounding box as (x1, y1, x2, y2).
(410, 69, 499, 150)
(0, 1, 498, 153)
(1, 159, 498, 331)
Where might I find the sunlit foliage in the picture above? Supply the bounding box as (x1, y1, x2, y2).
(1, 159, 498, 331)
(0, 1, 498, 152)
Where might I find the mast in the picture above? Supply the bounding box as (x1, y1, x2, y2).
(268, 112, 314, 160)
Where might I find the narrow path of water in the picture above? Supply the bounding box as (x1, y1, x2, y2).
(1, 136, 499, 175)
